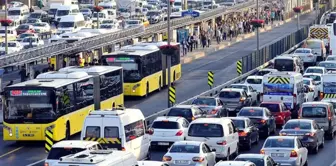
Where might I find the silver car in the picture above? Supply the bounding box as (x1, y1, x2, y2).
(279, 119, 324, 153)
(293, 48, 318, 66)
(163, 141, 216, 166)
(235, 154, 280, 166)
(261, 136, 308, 166)
(191, 96, 228, 117)
(229, 84, 259, 105)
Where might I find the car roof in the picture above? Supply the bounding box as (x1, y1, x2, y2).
(154, 116, 184, 122)
(327, 55, 336, 57)
(241, 107, 265, 110)
(195, 96, 216, 99)
(320, 61, 336, 64)
(173, 105, 194, 109)
(296, 48, 311, 50)
(246, 76, 263, 79)
(227, 117, 249, 121)
(173, 141, 202, 146)
(274, 56, 295, 60)
(192, 117, 230, 124)
(302, 101, 331, 106)
(306, 66, 325, 69)
(286, 119, 314, 123)
(215, 161, 254, 166)
(267, 136, 296, 140)
(259, 68, 277, 71)
(303, 73, 322, 76)
(221, 88, 244, 92)
(236, 153, 267, 159)
(52, 140, 98, 148)
(321, 98, 336, 102)
(260, 101, 282, 104)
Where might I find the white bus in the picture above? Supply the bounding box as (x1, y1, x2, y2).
(57, 14, 86, 34)
(322, 71, 336, 99)
(330, 20, 336, 55)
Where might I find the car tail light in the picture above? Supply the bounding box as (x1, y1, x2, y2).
(240, 97, 246, 102)
(305, 132, 315, 137)
(280, 132, 287, 136)
(121, 147, 126, 151)
(192, 116, 196, 121)
(44, 163, 49, 166)
(147, 128, 154, 135)
(175, 130, 183, 136)
(163, 156, 172, 161)
(260, 149, 265, 154)
(320, 92, 324, 99)
(259, 119, 267, 124)
(328, 108, 332, 120)
(210, 109, 218, 114)
(239, 131, 247, 136)
(192, 157, 205, 162)
(217, 140, 227, 145)
(330, 50, 332, 54)
(290, 150, 298, 157)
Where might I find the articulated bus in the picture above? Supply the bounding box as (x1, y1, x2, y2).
(2, 67, 123, 141)
(102, 42, 181, 96)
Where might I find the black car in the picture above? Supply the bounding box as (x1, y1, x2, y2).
(28, 11, 49, 22)
(191, 96, 228, 117)
(237, 107, 276, 137)
(229, 117, 259, 150)
(166, 105, 206, 122)
(218, 88, 253, 116)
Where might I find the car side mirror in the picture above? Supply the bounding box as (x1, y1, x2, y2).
(211, 148, 216, 152)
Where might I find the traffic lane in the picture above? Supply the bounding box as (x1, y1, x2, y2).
(0, 126, 26, 158)
(125, 11, 317, 116)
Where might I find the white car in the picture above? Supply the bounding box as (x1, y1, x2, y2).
(149, 116, 189, 148)
(16, 32, 38, 42)
(0, 41, 23, 53)
(137, 161, 169, 166)
(244, 76, 263, 93)
(20, 37, 44, 49)
(32, 22, 51, 33)
(125, 19, 142, 29)
(303, 73, 323, 93)
(260, 136, 308, 166)
(26, 18, 42, 25)
(321, 98, 336, 112)
(229, 83, 259, 105)
(215, 161, 256, 166)
(235, 154, 280, 166)
(293, 48, 317, 65)
(326, 55, 336, 61)
(163, 141, 216, 166)
(45, 140, 103, 166)
(304, 86, 314, 102)
(304, 66, 327, 75)
(303, 77, 319, 100)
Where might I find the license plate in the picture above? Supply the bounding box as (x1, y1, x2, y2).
(175, 160, 189, 164)
(158, 142, 169, 146)
(271, 153, 284, 157)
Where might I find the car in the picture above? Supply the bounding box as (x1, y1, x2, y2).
(259, 102, 292, 127)
(255, 68, 278, 76)
(279, 119, 325, 153)
(260, 136, 308, 166)
(148, 116, 189, 148)
(283, 54, 305, 72)
(16, 24, 35, 35)
(304, 66, 327, 74)
(0, 49, 15, 55)
(20, 36, 44, 49)
(318, 61, 336, 71)
(162, 141, 216, 166)
(0, 41, 23, 53)
(26, 18, 42, 25)
(303, 84, 315, 102)
(147, 10, 163, 24)
(326, 55, 336, 61)
(28, 11, 49, 22)
(229, 84, 259, 105)
(321, 98, 336, 112)
(166, 105, 206, 122)
(80, 8, 92, 18)
(186, 118, 239, 161)
(244, 76, 263, 93)
(274, 55, 303, 73)
(228, 117, 259, 150)
(99, 24, 119, 30)
(124, 19, 143, 28)
(237, 107, 276, 137)
(293, 48, 318, 66)
(191, 96, 228, 117)
(16, 32, 38, 42)
(137, 161, 170, 166)
(218, 88, 253, 116)
(303, 77, 319, 100)
(214, 161, 256, 166)
(32, 22, 51, 33)
(303, 73, 323, 93)
(298, 101, 336, 139)
(235, 154, 281, 166)
(45, 140, 103, 166)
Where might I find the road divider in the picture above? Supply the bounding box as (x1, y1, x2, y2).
(169, 86, 176, 105)
(207, 71, 214, 89)
(236, 60, 243, 75)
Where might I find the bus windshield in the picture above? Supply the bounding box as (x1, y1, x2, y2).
(4, 89, 56, 123)
(104, 56, 141, 82)
(263, 83, 294, 95)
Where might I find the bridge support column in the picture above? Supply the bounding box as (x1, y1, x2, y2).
(97, 47, 103, 62)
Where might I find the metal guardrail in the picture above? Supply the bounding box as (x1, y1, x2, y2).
(144, 35, 308, 126)
(0, 1, 259, 68)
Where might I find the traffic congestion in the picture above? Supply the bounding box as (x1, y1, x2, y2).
(0, 0, 334, 166)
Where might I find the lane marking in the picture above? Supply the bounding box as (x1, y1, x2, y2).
(0, 146, 24, 158)
(329, 160, 336, 166)
(26, 158, 46, 166)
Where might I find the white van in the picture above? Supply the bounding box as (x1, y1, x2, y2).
(92, 10, 116, 25)
(57, 14, 85, 34)
(48, 3, 63, 21)
(8, 5, 29, 24)
(322, 71, 336, 99)
(186, 118, 239, 160)
(54, 149, 138, 166)
(55, 5, 80, 23)
(262, 72, 304, 117)
(98, 1, 117, 9)
(80, 108, 150, 160)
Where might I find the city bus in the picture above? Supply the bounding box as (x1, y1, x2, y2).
(2, 68, 123, 141)
(102, 42, 181, 97)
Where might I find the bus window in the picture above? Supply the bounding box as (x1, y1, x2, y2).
(100, 69, 122, 101)
(57, 84, 76, 115)
(75, 78, 94, 108)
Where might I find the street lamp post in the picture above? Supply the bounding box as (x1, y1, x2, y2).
(297, 0, 300, 31)
(5, 0, 8, 54)
(167, 0, 172, 108)
(256, 0, 260, 61)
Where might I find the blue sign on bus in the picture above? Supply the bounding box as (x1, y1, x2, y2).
(181, 9, 200, 18)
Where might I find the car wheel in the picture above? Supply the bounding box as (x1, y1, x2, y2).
(320, 136, 324, 148)
(254, 134, 259, 144)
(312, 143, 319, 154)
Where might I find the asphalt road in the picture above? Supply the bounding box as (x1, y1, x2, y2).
(1, 11, 333, 166)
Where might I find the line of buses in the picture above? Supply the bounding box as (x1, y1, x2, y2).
(2, 41, 182, 141)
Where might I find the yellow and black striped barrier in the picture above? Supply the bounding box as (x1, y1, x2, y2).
(268, 77, 290, 84)
(45, 128, 54, 153)
(169, 86, 176, 105)
(83, 137, 121, 144)
(310, 28, 328, 39)
(208, 71, 214, 88)
(324, 94, 336, 98)
(237, 60, 242, 75)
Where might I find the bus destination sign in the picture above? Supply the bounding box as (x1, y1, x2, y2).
(106, 57, 134, 62)
(10, 90, 48, 96)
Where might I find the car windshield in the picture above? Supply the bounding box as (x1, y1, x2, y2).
(27, 19, 38, 23)
(33, 23, 45, 27)
(231, 119, 245, 129)
(100, 25, 114, 29)
(93, 12, 105, 18)
(48, 9, 57, 15)
(326, 56, 336, 61)
(295, 49, 310, 53)
(126, 20, 140, 24)
(238, 109, 264, 117)
(29, 13, 41, 18)
(235, 158, 264, 166)
(167, 108, 192, 118)
(264, 138, 294, 148)
(169, 145, 200, 153)
(274, 59, 294, 71)
(188, 123, 224, 137)
(152, 121, 180, 129)
(80, 9, 90, 12)
(259, 103, 280, 113)
(192, 98, 216, 106)
(57, 10, 70, 16)
(246, 78, 262, 84)
(284, 121, 312, 129)
(102, 20, 114, 24)
(8, 10, 20, 15)
(256, 70, 271, 76)
(146, 11, 159, 16)
(219, 91, 241, 98)
(19, 33, 34, 38)
(47, 147, 86, 159)
(22, 38, 37, 42)
(59, 22, 74, 28)
(319, 62, 336, 68)
(303, 80, 311, 85)
(229, 85, 247, 91)
(303, 75, 321, 81)
(305, 68, 323, 74)
(302, 107, 327, 118)
(1, 42, 16, 47)
(18, 25, 29, 30)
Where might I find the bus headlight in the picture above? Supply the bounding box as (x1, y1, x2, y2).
(46, 124, 55, 131)
(3, 125, 12, 136)
(132, 84, 140, 92)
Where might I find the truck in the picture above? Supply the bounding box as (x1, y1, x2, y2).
(308, 25, 330, 48)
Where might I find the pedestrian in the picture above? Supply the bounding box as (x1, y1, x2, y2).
(216, 28, 221, 44)
(201, 32, 207, 48)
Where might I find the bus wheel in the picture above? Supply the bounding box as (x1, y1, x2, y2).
(65, 122, 70, 140)
(145, 83, 149, 97)
(158, 78, 161, 91)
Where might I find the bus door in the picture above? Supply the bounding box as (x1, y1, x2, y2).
(162, 53, 167, 86)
